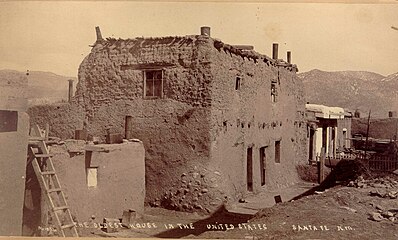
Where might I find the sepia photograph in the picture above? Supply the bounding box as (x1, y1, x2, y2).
(0, 0, 398, 239)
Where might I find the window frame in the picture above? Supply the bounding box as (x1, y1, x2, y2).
(143, 69, 164, 99)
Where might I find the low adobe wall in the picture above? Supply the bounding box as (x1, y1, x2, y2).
(22, 140, 145, 235)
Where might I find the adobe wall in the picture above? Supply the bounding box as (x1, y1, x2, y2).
(27, 103, 85, 139)
(23, 141, 145, 226)
(207, 39, 307, 199)
(75, 36, 215, 210)
(0, 74, 29, 236)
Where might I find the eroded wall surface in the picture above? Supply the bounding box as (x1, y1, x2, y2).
(74, 36, 216, 210)
(27, 103, 84, 139)
(207, 39, 307, 199)
(29, 34, 307, 211)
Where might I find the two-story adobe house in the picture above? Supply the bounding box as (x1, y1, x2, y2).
(42, 26, 307, 211)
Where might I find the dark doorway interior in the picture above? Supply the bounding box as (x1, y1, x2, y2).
(247, 147, 253, 192)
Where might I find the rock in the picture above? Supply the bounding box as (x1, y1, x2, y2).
(389, 217, 397, 223)
(369, 212, 384, 222)
(184, 188, 190, 194)
(382, 211, 394, 218)
(214, 171, 221, 176)
(340, 206, 357, 213)
(373, 183, 386, 188)
(201, 188, 209, 193)
(375, 205, 384, 211)
(182, 203, 189, 209)
(193, 203, 203, 209)
(239, 198, 246, 203)
(393, 169, 398, 175)
(181, 173, 187, 177)
(192, 172, 199, 178)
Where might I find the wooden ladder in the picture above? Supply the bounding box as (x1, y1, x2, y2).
(28, 125, 79, 237)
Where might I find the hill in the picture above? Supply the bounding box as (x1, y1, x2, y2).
(298, 69, 398, 118)
(0, 69, 76, 105)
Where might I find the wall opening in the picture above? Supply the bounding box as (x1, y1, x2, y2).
(125, 115, 133, 139)
(259, 146, 267, 186)
(271, 81, 277, 103)
(87, 167, 98, 187)
(275, 140, 281, 163)
(309, 128, 315, 161)
(0, 110, 18, 132)
(247, 147, 253, 192)
(144, 70, 163, 98)
(235, 76, 241, 90)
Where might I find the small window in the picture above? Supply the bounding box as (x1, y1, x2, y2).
(271, 82, 277, 103)
(87, 167, 98, 187)
(275, 140, 281, 163)
(144, 70, 163, 98)
(235, 76, 241, 90)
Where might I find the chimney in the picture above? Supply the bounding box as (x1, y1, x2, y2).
(68, 79, 74, 103)
(95, 26, 103, 42)
(200, 26, 211, 37)
(287, 51, 291, 63)
(272, 43, 278, 60)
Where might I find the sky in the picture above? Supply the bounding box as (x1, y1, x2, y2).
(1, 1, 397, 77)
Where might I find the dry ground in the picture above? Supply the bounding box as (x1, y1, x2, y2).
(83, 174, 398, 239)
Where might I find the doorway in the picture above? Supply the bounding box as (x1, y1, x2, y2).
(247, 147, 253, 192)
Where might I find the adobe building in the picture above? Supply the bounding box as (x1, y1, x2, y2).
(22, 140, 145, 236)
(30, 26, 308, 211)
(306, 104, 352, 162)
(0, 71, 29, 235)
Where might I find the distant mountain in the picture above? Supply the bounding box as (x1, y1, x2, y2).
(0, 69, 76, 105)
(298, 69, 398, 118)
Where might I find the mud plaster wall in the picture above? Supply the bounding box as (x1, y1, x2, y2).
(0, 76, 29, 236)
(0, 112, 29, 236)
(49, 141, 145, 222)
(207, 42, 307, 198)
(27, 103, 84, 139)
(75, 36, 215, 209)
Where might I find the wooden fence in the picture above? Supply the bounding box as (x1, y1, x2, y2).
(368, 155, 398, 172)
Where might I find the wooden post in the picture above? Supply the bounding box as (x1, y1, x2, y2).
(318, 147, 325, 184)
(364, 110, 371, 168)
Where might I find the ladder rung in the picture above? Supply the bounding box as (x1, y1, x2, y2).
(41, 171, 56, 175)
(61, 223, 76, 229)
(35, 153, 53, 158)
(53, 206, 69, 211)
(47, 188, 62, 193)
(29, 136, 45, 141)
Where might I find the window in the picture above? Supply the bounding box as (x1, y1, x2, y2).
(0, 110, 17, 132)
(271, 81, 277, 103)
(144, 70, 163, 98)
(87, 167, 98, 187)
(275, 140, 281, 163)
(235, 76, 241, 90)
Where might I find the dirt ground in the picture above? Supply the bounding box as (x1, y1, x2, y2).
(81, 174, 398, 239)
